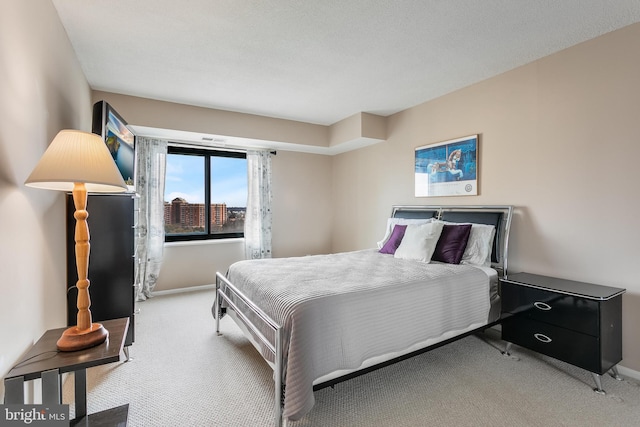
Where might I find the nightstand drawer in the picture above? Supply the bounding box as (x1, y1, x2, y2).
(501, 282, 598, 336)
(502, 316, 601, 373)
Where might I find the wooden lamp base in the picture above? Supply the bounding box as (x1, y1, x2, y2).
(57, 183, 109, 352)
(57, 322, 108, 352)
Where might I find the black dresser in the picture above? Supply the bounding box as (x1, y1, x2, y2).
(66, 193, 136, 349)
(500, 272, 625, 394)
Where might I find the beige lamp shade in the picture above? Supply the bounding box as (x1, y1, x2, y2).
(25, 129, 128, 192)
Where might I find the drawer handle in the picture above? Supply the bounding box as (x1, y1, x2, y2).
(533, 301, 552, 311)
(534, 333, 552, 343)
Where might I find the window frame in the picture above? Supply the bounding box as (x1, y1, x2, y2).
(165, 145, 246, 243)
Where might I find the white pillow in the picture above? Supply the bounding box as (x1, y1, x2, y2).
(394, 221, 444, 262)
(376, 217, 433, 249)
(460, 224, 496, 267)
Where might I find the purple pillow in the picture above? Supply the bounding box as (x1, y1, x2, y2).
(432, 224, 472, 264)
(379, 224, 407, 254)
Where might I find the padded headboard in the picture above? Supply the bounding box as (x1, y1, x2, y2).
(391, 205, 513, 275)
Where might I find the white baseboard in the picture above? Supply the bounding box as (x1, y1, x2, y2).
(616, 365, 640, 381)
(152, 284, 215, 297)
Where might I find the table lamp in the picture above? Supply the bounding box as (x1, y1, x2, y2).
(25, 129, 128, 351)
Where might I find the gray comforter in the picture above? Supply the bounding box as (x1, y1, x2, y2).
(222, 249, 491, 421)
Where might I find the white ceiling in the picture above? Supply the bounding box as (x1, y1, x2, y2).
(53, 0, 640, 127)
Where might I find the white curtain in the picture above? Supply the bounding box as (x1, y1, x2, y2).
(245, 149, 273, 259)
(135, 137, 168, 300)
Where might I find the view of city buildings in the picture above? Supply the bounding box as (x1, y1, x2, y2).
(164, 198, 245, 234)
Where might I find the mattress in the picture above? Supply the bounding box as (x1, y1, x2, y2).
(222, 249, 496, 421)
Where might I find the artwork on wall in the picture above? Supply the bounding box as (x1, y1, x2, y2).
(415, 134, 478, 197)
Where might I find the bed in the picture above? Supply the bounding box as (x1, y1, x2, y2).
(213, 205, 513, 426)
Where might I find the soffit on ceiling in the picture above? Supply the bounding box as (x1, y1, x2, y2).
(52, 0, 640, 128)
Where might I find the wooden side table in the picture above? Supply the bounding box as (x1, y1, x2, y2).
(4, 317, 130, 426)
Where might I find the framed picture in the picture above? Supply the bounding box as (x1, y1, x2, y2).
(415, 134, 478, 197)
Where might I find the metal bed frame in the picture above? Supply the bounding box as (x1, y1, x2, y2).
(214, 205, 513, 426)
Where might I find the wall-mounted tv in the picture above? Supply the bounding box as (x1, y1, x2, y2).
(92, 101, 136, 192)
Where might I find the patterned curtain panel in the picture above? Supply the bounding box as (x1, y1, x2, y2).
(135, 137, 168, 300)
(245, 149, 273, 259)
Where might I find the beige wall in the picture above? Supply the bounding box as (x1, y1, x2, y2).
(331, 23, 640, 372)
(271, 151, 333, 258)
(2, 0, 639, 394)
(91, 93, 335, 291)
(0, 0, 93, 396)
(91, 91, 329, 148)
(153, 150, 333, 292)
(157, 240, 245, 292)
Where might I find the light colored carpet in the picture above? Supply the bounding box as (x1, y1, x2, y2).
(64, 288, 640, 426)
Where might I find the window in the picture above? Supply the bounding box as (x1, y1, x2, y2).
(164, 146, 247, 242)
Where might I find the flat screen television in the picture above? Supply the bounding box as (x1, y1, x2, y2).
(92, 101, 136, 192)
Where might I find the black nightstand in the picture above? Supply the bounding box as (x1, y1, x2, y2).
(500, 272, 625, 394)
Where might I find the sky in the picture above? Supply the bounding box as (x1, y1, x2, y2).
(164, 154, 247, 207)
